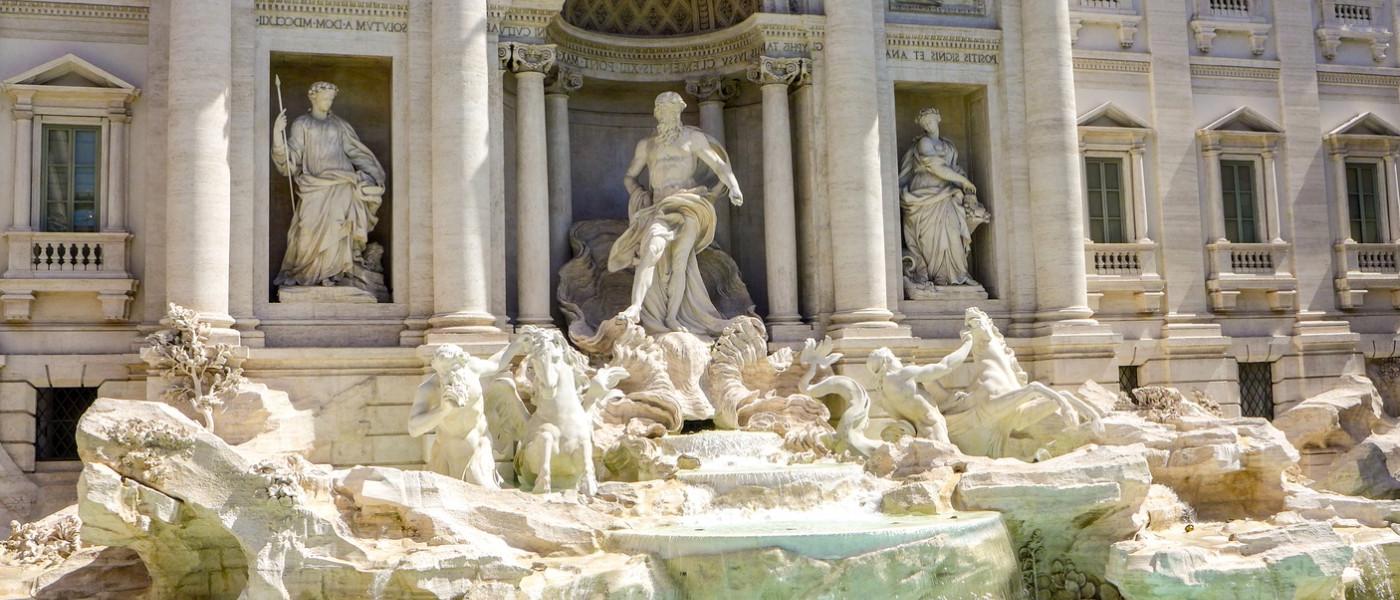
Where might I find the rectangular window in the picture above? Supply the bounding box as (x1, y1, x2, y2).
(34, 387, 98, 461)
(1347, 162, 1383, 243)
(40, 124, 101, 233)
(1085, 157, 1127, 243)
(1220, 160, 1259, 243)
(1237, 362, 1274, 420)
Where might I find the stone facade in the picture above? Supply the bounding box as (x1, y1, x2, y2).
(3, 0, 1400, 518)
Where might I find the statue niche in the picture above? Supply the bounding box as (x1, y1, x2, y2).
(899, 107, 990, 300)
(271, 79, 390, 304)
(560, 91, 757, 350)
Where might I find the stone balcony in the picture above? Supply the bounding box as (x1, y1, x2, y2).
(1069, 0, 1142, 49)
(1316, 0, 1392, 63)
(1084, 242, 1164, 314)
(1335, 242, 1400, 309)
(1191, 0, 1272, 55)
(0, 231, 137, 322)
(1206, 241, 1297, 312)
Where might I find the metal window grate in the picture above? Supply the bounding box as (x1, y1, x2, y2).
(35, 387, 97, 461)
(1118, 365, 1140, 394)
(1238, 362, 1274, 420)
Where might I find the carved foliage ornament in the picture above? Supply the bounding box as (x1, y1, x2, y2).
(501, 43, 558, 73)
(685, 76, 740, 102)
(747, 56, 810, 87)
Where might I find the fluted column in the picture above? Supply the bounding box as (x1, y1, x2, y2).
(686, 77, 738, 250)
(166, 0, 235, 333)
(9, 93, 33, 232)
(823, 0, 894, 330)
(503, 43, 557, 327)
(430, 0, 498, 337)
(749, 57, 805, 325)
(105, 101, 129, 231)
(545, 67, 582, 308)
(1021, 0, 1092, 322)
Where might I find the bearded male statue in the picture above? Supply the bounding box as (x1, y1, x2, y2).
(407, 345, 503, 487)
(272, 81, 389, 302)
(606, 91, 745, 336)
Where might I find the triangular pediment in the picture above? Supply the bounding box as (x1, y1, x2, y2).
(1077, 102, 1150, 129)
(1203, 106, 1282, 133)
(1329, 112, 1400, 137)
(3, 54, 134, 90)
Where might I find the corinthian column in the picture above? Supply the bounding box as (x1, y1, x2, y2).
(749, 57, 805, 326)
(545, 67, 582, 308)
(823, 0, 894, 330)
(503, 43, 557, 327)
(430, 0, 499, 338)
(686, 77, 738, 250)
(166, 0, 235, 336)
(1020, 0, 1093, 322)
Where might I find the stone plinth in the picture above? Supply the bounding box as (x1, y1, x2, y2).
(277, 286, 378, 304)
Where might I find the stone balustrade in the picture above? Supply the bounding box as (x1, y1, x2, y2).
(1206, 241, 1297, 312)
(1316, 0, 1391, 62)
(0, 231, 137, 322)
(1084, 242, 1164, 314)
(1335, 242, 1400, 309)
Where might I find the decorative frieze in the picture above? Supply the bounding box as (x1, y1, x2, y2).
(0, 1, 147, 22)
(500, 43, 558, 74)
(1072, 57, 1151, 74)
(888, 0, 988, 17)
(1317, 70, 1400, 87)
(254, 0, 408, 33)
(1190, 63, 1280, 81)
(884, 27, 1001, 66)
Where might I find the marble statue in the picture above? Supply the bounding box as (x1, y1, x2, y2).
(607, 91, 745, 336)
(407, 344, 505, 488)
(272, 81, 389, 303)
(939, 308, 1105, 460)
(864, 346, 966, 443)
(898, 107, 989, 298)
(488, 327, 601, 495)
(799, 338, 881, 458)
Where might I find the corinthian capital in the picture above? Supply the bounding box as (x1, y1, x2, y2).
(500, 42, 557, 73)
(544, 67, 583, 95)
(685, 76, 739, 103)
(747, 56, 809, 87)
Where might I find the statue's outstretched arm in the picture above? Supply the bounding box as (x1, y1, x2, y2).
(694, 131, 743, 203)
(910, 339, 973, 385)
(407, 378, 449, 437)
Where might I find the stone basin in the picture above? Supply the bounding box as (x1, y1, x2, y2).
(675, 462, 864, 494)
(608, 511, 1007, 560)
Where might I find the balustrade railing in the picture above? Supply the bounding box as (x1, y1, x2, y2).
(1208, 241, 1290, 277)
(1334, 2, 1374, 25)
(1085, 243, 1156, 277)
(1074, 0, 1124, 10)
(4, 232, 131, 278)
(1207, 0, 1252, 18)
(1341, 242, 1400, 274)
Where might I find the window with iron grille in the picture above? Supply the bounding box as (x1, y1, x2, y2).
(35, 387, 98, 461)
(1237, 362, 1274, 420)
(1118, 364, 1140, 395)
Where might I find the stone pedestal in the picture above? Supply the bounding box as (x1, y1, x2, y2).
(277, 286, 378, 304)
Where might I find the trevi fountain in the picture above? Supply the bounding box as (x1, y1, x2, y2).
(6, 0, 1400, 599)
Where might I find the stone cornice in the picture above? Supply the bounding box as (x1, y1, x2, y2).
(0, 1, 148, 22)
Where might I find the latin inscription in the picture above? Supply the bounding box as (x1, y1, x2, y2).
(558, 48, 761, 76)
(886, 48, 998, 65)
(256, 14, 407, 33)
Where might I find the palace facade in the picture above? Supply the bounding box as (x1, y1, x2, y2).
(3, 0, 1400, 510)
